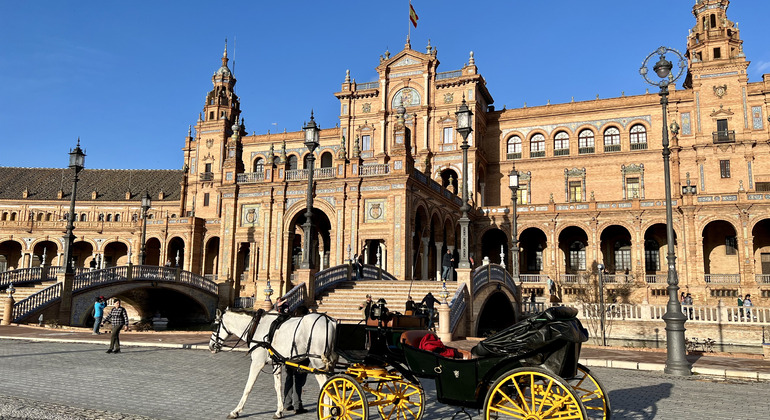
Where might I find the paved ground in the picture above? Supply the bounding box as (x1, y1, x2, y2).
(2, 324, 770, 419)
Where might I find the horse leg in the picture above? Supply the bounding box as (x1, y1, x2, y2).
(227, 350, 267, 419)
(272, 364, 285, 419)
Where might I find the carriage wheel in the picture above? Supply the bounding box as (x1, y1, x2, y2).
(568, 364, 611, 420)
(483, 367, 587, 420)
(318, 374, 369, 420)
(374, 377, 425, 420)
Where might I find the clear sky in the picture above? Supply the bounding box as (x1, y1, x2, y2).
(2, 0, 769, 170)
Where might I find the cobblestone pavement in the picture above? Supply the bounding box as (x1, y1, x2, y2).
(2, 339, 770, 419)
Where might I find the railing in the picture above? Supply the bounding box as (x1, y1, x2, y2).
(603, 274, 634, 284)
(712, 130, 735, 143)
(530, 151, 545, 158)
(645, 274, 667, 284)
(314, 264, 351, 297)
(520, 274, 548, 283)
(199, 172, 214, 181)
(439, 144, 456, 152)
(506, 152, 521, 160)
(630, 142, 648, 150)
(1, 267, 57, 288)
(578, 147, 595, 154)
(756, 274, 770, 284)
(356, 81, 379, 90)
(315, 167, 335, 179)
(283, 282, 307, 313)
(705, 274, 740, 284)
(569, 302, 770, 325)
(603, 144, 621, 152)
(359, 164, 390, 177)
(286, 169, 308, 181)
(12, 282, 61, 322)
(560, 274, 581, 284)
(236, 171, 265, 184)
(448, 284, 468, 333)
(436, 70, 462, 80)
(204, 274, 218, 282)
(73, 266, 129, 290)
(554, 148, 570, 156)
(521, 301, 546, 317)
(178, 270, 218, 294)
(233, 296, 255, 309)
(471, 264, 517, 296)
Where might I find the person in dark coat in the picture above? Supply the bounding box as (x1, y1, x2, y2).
(441, 249, 454, 281)
(420, 292, 441, 329)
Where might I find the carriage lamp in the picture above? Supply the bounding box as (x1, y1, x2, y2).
(439, 281, 450, 304)
(371, 298, 388, 320)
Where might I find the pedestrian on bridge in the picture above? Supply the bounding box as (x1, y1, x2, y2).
(441, 249, 454, 281)
(103, 298, 129, 354)
(92, 296, 106, 335)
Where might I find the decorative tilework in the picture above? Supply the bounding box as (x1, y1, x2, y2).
(501, 115, 651, 138)
(752, 106, 764, 129)
(681, 113, 692, 135)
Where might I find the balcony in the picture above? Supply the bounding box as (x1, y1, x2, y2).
(603, 274, 634, 284)
(712, 130, 735, 143)
(520, 274, 548, 283)
(199, 172, 214, 181)
(506, 152, 521, 160)
(236, 171, 264, 184)
(285, 169, 308, 181)
(360, 163, 390, 177)
(704, 273, 740, 284)
(630, 142, 648, 150)
(645, 274, 667, 284)
(756, 274, 770, 284)
(530, 150, 545, 158)
(554, 148, 570, 156)
(604, 144, 621, 153)
(356, 81, 378, 90)
(578, 147, 595, 154)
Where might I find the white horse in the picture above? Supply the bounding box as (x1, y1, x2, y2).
(209, 308, 337, 419)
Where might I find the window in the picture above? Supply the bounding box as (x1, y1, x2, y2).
(527, 246, 543, 271)
(287, 155, 298, 170)
(204, 163, 212, 173)
(614, 241, 632, 272)
(719, 160, 731, 178)
(253, 157, 264, 173)
(713, 47, 721, 59)
(725, 236, 737, 255)
(603, 127, 620, 152)
(516, 185, 528, 205)
(361, 134, 372, 151)
(554, 131, 569, 155)
(578, 129, 595, 154)
(507, 136, 522, 159)
(106, 214, 112, 222)
(756, 182, 770, 192)
(645, 240, 660, 272)
(115, 214, 121, 222)
(569, 181, 583, 202)
(81, 213, 88, 222)
(569, 241, 586, 271)
(443, 127, 454, 144)
(530, 134, 545, 157)
(203, 193, 210, 207)
(626, 177, 640, 199)
(630, 124, 647, 149)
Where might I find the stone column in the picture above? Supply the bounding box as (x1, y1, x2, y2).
(435, 242, 443, 282)
(437, 303, 451, 342)
(1, 292, 14, 325)
(22, 253, 30, 269)
(421, 237, 429, 281)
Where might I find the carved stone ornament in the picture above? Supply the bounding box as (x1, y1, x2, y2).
(713, 84, 727, 98)
(444, 93, 454, 104)
(362, 103, 371, 113)
(206, 139, 214, 148)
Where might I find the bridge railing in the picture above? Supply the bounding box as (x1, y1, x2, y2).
(448, 283, 468, 333)
(284, 283, 307, 313)
(12, 282, 62, 322)
(472, 263, 517, 297)
(1, 267, 58, 288)
(233, 296, 255, 309)
(314, 265, 351, 297)
(73, 266, 130, 291)
(178, 270, 218, 294)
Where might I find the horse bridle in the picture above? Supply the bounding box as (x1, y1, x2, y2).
(210, 311, 262, 352)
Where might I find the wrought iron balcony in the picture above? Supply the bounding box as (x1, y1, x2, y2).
(199, 172, 214, 181)
(236, 171, 264, 184)
(712, 130, 735, 143)
(506, 152, 521, 160)
(578, 146, 595, 154)
(630, 142, 648, 150)
(604, 144, 621, 152)
(554, 148, 570, 156)
(530, 150, 545, 158)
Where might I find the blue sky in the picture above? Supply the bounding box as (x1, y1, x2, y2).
(2, 0, 769, 170)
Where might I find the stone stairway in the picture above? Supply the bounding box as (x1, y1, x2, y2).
(0, 281, 58, 323)
(315, 280, 453, 321)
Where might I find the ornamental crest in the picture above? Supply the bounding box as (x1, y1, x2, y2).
(365, 199, 386, 223)
(240, 204, 260, 227)
(444, 93, 454, 104)
(206, 139, 214, 148)
(713, 84, 727, 98)
(362, 103, 371, 113)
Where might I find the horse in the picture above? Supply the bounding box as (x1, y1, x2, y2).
(209, 307, 337, 419)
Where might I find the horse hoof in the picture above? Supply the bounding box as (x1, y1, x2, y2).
(272, 415, 282, 419)
(227, 413, 238, 419)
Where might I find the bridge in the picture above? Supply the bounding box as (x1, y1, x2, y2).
(1, 265, 220, 327)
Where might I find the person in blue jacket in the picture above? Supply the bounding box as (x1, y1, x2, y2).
(92, 296, 106, 335)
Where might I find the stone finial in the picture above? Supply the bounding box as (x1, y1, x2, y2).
(426, 39, 432, 54)
(278, 140, 287, 164)
(469, 51, 475, 65)
(188, 125, 192, 137)
(405, 35, 411, 50)
(338, 136, 347, 159)
(353, 136, 361, 158)
(345, 69, 350, 83)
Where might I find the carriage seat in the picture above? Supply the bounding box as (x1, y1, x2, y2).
(400, 330, 473, 360)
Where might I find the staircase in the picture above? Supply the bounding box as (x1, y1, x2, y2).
(316, 280, 451, 321)
(0, 281, 58, 323)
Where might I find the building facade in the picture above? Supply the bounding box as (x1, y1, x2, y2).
(2, 0, 769, 307)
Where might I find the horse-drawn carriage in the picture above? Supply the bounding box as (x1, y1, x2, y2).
(211, 303, 611, 420)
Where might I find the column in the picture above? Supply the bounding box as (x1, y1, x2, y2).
(421, 237, 430, 281)
(435, 242, 443, 282)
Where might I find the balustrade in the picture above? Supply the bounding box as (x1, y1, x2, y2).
(705, 274, 740, 284)
(236, 171, 265, 184)
(520, 274, 547, 283)
(359, 164, 390, 177)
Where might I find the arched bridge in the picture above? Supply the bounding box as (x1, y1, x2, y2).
(6, 265, 220, 327)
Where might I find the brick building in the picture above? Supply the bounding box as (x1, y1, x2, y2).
(1, 0, 769, 307)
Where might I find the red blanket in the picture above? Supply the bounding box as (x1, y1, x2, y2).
(418, 332, 459, 358)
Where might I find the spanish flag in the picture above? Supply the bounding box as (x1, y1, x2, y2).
(410, 3, 419, 28)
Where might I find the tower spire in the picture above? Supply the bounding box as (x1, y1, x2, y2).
(222, 38, 229, 68)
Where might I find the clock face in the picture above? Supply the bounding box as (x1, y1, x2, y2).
(392, 87, 421, 108)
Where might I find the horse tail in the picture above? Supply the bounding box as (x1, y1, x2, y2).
(319, 313, 338, 372)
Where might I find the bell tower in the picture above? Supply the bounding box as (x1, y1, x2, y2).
(684, 0, 747, 86)
(203, 41, 241, 124)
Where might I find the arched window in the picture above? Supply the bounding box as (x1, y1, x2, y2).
(286, 155, 298, 171)
(630, 124, 647, 150)
(115, 214, 121, 222)
(603, 127, 620, 152)
(569, 241, 586, 271)
(506, 136, 522, 159)
(98, 214, 105, 222)
(253, 157, 265, 173)
(645, 239, 660, 272)
(578, 129, 595, 154)
(10, 212, 16, 221)
(36, 213, 44, 222)
(81, 213, 88, 222)
(529, 134, 545, 157)
(320, 152, 333, 168)
(0, 212, 6, 221)
(46, 213, 52, 221)
(132, 213, 138, 222)
(554, 131, 569, 155)
(106, 214, 113, 222)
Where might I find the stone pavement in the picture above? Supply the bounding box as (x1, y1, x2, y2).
(2, 324, 769, 381)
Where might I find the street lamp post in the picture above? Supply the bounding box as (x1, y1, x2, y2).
(640, 46, 692, 376)
(597, 263, 606, 346)
(139, 191, 152, 265)
(455, 97, 473, 269)
(301, 111, 320, 270)
(62, 140, 86, 275)
(508, 168, 520, 286)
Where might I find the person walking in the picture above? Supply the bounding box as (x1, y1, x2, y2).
(738, 294, 744, 319)
(92, 296, 106, 335)
(441, 249, 454, 282)
(743, 294, 753, 319)
(283, 305, 309, 414)
(103, 298, 129, 354)
(529, 290, 537, 313)
(420, 292, 441, 330)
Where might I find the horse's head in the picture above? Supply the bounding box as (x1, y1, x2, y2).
(209, 308, 230, 353)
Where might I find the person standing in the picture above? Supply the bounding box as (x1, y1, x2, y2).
(420, 292, 441, 330)
(529, 290, 537, 313)
(92, 296, 106, 335)
(738, 295, 744, 319)
(358, 295, 373, 320)
(743, 294, 753, 319)
(103, 299, 129, 354)
(283, 305, 309, 414)
(441, 249, 454, 282)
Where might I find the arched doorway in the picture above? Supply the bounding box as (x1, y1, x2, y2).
(600, 225, 633, 274)
(204, 237, 220, 280)
(752, 219, 770, 281)
(643, 223, 676, 277)
(286, 207, 332, 275)
(145, 238, 161, 266)
(32, 241, 59, 267)
(703, 220, 739, 277)
(481, 228, 508, 265)
(0, 240, 22, 271)
(476, 291, 516, 337)
(71, 241, 94, 269)
(320, 152, 333, 168)
(167, 237, 185, 268)
(103, 242, 129, 267)
(559, 226, 588, 273)
(520, 228, 547, 274)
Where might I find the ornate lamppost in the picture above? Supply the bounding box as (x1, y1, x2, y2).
(640, 46, 691, 376)
(508, 168, 520, 286)
(455, 97, 473, 269)
(139, 191, 152, 265)
(62, 140, 86, 275)
(597, 263, 606, 346)
(301, 111, 320, 270)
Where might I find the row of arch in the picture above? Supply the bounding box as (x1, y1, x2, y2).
(0, 211, 166, 223)
(251, 151, 336, 173)
(506, 123, 649, 156)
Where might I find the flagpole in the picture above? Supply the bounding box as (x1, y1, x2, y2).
(408, 0, 411, 42)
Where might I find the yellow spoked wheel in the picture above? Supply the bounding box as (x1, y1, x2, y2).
(318, 374, 369, 420)
(483, 367, 587, 420)
(374, 377, 425, 420)
(568, 364, 611, 420)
